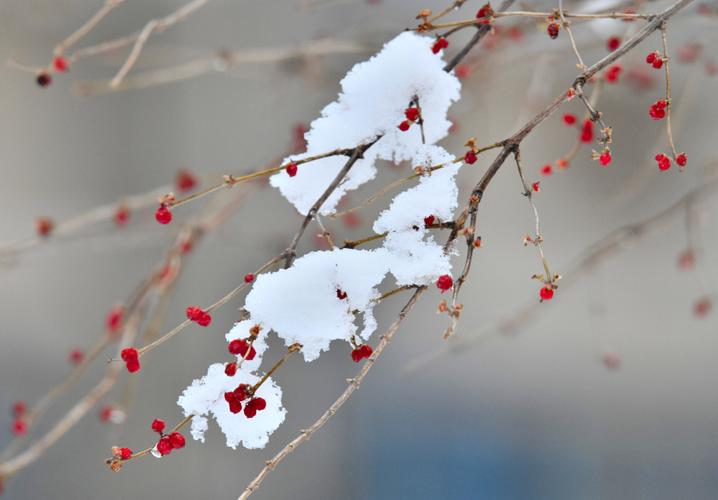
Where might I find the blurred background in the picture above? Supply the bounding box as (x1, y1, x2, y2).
(0, 0, 717, 498)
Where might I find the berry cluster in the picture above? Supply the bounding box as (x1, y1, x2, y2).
(10, 400, 27, 436)
(156, 431, 186, 456)
(464, 137, 480, 164)
(120, 347, 141, 373)
(228, 338, 256, 359)
(476, 3, 493, 23)
(431, 37, 449, 54)
(351, 344, 373, 362)
(398, 106, 421, 132)
(648, 99, 667, 120)
(223, 384, 267, 418)
(645, 51, 665, 69)
(186, 305, 212, 327)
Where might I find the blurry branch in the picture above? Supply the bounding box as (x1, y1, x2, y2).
(407, 168, 718, 373)
(76, 39, 370, 96)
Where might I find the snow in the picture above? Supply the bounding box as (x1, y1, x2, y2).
(178, 31, 464, 450)
(270, 31, 461, 216)
(177, 363, 286, 449)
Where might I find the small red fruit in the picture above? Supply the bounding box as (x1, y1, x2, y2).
(431, 37, 449, 54)
(114, 205, 130, 226)
(119, 447, 132, 460)
(539, 286, 554, 301)
(244, 273, 255, 283)
(547, 22, 560, 39)
(228, 339, 256, 360)
(12, 419, 27, 436)
(599, 150, 612, 166)
(580, 119, 594, 143)
(424, 215, 435, 227)
(676, 153, 687, 167)
(68, 348, 84, 365)
(176, 169, 198, 192)
(604, 64, 622, 83)
(35, 217, 54, 237)
(155, 205, 172, 225)
(606, 36, 621, 52)
(12, 401, 26, 417)
(336, 288, 348, 300)
(464, 150, 477, 164)
(540, 164, 553, 176)
(436, 274, 453, 293)
(531, 181, 540, 192)
(655, 153, 671, 171)
(562, 113, 577, 125)
(151, 418, 166, 434)
(286, 162, 298, 177)
(36, 72, 52, 87)
(168, 432, 185, 449)
(156, 436, 173, 456)
(398, 120, 411, 132)
(53, 56, 69, 72)
(405, 107, 420, 122)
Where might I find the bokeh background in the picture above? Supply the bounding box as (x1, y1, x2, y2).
(1, 0, 717, 498)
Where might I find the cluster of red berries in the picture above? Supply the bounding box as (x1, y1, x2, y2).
(10, 400, 28, 436)
(476, 3, 493, 23)
(539, 285, 554, 301)
(121, 347, 141, 373)
(351, 344, 373, 362)
(228, 338, 256, 359)
(580, 119, 594, 143)
(604, 64, 622, 83)
(547, 21, 560, 39)
(436, 274, 453, 293)
(645, 51, 665, 69)
(431, 37, 449, 54)
(654, 152, 686, 171)
(398, 106, 421, 132)
(186, 305, 212, 327)
(114, 446, 133, 461)
(649, 99, 668, 120)
(224, 384, 266, 418)
(286, 161, 298, 177)
(152, 420, 186, 456)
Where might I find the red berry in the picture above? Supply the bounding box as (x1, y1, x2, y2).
(604, 64, 622, 83)
(599, 151, 612, 166)
(251, 397, 266, 411)
(186, 306, 211, 326)
(225, 362, 238, 376)
(12, 401, 26, 417)
(228, 339, 256, 360)
(436, 274, 453, 293)
(176, 169, 198, 192)
(151, 418, 166, 434)
(351, 348, 363, 362)
(155, 205, 172, 225)
(99, 405, 114, 423)
(12, 419, 27, 436)
(121, 347, 138, 362)
(606, 36, 621, 52)
(359, 344, 373, 358)
(119, 447, 132, 460)
(562, 113, 577, 125)
(455, 64, 471, 80)
(464, 150, 477, 164)
(652, 57, 664, 69)
(649, 100, 667, 120)
(234, 384, 250, 401)
(114, 205, 130, 226)
(244, 273, 255, 283)
(539, 286, 554, 301)
(580, 119, 594, 143)
(694, 297, 712, 317)
(35, 217, 54, 237)
(398, 120, 411, 132)
(404, 107, 420, 122)
(286, 162, 298, 177)
(431, 37, 449, 54)
(676, 153, 687, 167)
(168, 432, 185, 449)
(156, 436, 173, 456)
(531, 181, 540, 192)
(336, 288, 348, 300)
(424, 215, 435, 227)
(244, 404, 257, 418)
(646, 52, 657, 64)
(106, 306, 124, 334)
(36, 72, 52, 87)
(125, 359, 141, 373)
(53, 56, 69, 72)
(655, 153, 671, 171)
(476, 3, 493, 20)
(547, 22, 560, 39)
(540, 164, 553, 176)
(68, 348, 84, 365)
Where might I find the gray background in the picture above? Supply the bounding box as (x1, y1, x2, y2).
(1, 0, 717, 499)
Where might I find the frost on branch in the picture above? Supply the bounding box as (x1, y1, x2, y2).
(270, 31, 461, 216)
(177, 363, 285, 449)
